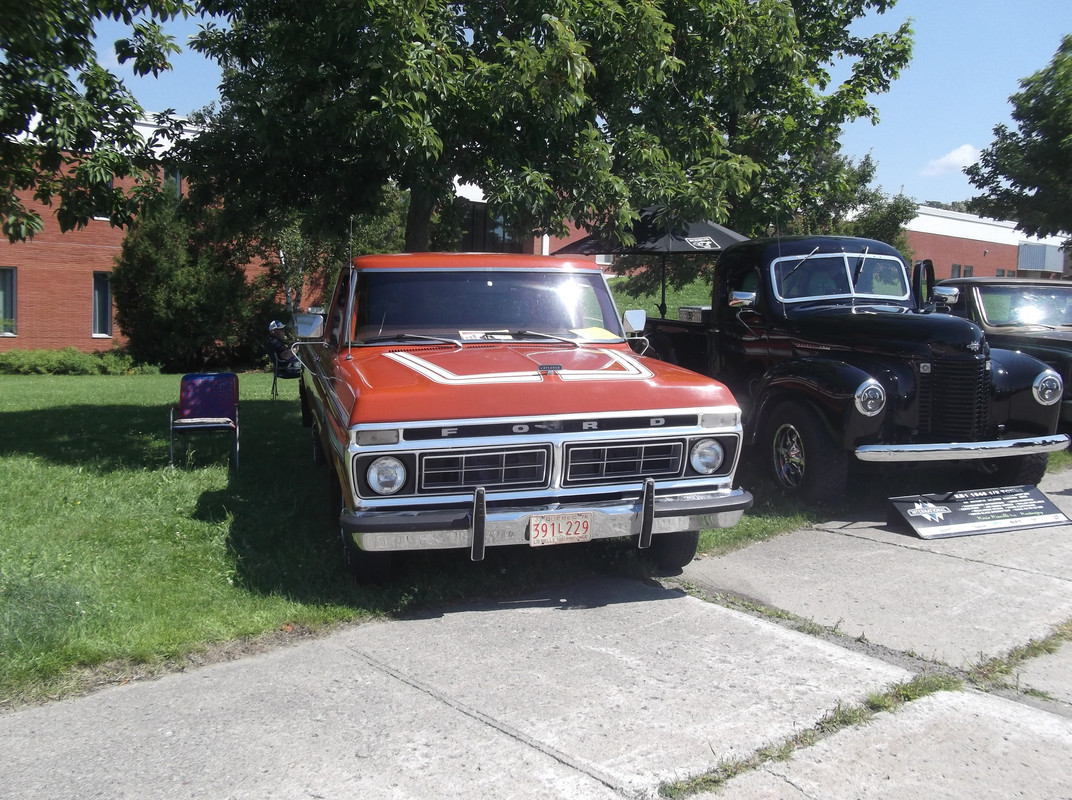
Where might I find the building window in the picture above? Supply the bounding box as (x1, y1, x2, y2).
(595, 254, 614, 267)
(91, 178, 116, 221)
(951, 264, 961, 278)
(93, 272, 112, 337)
(0, 267, 15, 335)
(963, 265, 974, 277)
(996, 269, 1005, 277)
(165, 167, 182, 199)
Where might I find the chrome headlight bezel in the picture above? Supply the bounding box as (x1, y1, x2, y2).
(1033, 369, 1064, 406)
(366, 456, 407, 495)
(689, 438, 726, 475)
(854, 378, 886, 417)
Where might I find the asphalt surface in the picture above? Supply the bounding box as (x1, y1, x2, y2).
(3, 472, 1072, 799)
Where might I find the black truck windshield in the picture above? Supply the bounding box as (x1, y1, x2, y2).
(347, 270, 624, 344)
(772, 253, 910, 303)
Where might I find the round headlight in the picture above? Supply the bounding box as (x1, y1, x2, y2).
(1033, 370, 1063, 406)
(689, 438, 725, 474)
(367, 456, 407, 495)
(854, 378, 886, 417)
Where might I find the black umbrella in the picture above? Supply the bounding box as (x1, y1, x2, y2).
(553, 208, 747, 317)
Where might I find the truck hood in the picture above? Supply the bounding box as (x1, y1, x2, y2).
(789, 306, 987, 359)
(336, 343, 736, 424)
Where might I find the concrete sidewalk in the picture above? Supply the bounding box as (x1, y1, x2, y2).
(3, 473, 1071, 799)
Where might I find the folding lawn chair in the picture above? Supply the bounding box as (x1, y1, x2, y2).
(266, 348, 301, 399)
(169, 372, 240, 469)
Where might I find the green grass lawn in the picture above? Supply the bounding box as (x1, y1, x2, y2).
(2, 371, 1066, 707)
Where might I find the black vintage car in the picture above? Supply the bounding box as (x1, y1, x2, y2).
(643, 236, 1069, 504)
(939, 276, 1072, 426)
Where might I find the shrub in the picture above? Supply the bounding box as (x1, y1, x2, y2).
(0, 348, 158, 376)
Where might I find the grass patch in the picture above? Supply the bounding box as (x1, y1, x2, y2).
(608, 273, 711, 321)
(659, 672, 962, 798)
(967, 620, 1072, 692)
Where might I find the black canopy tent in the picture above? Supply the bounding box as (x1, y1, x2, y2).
(553, 208, 747, 317)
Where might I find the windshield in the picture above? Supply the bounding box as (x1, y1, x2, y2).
(346, 269, 625, 344)
(771, 253, 910, 303)
(975, 284, 1072, 327)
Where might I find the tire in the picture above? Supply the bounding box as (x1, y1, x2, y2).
(329, 472, 394, 584)
(649, 530, 700, 571)
(299, 381, 313, 427)
(762, 401, 848, 506)
(311, 421, 327, 467)
(975, 453, 1049, 488)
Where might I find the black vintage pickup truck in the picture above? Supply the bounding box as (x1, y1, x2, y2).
(643, 235, 1069, 504)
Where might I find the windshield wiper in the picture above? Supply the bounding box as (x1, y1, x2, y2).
(851, 247, 870, 288)
(489, 330, 581, 347)
(360, 333, 463, 346)
(781, 246, 821, 282)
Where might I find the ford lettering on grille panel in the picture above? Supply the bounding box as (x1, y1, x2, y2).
(420, 446, 550, 493)
(564, 440, 685, 485)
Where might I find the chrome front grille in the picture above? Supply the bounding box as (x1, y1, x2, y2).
(918, 358, 989, 441)
(564, 439, 685, 485)
(420, 446, 550, 493)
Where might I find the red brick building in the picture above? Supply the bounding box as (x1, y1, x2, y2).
(905, 206, 1068, 281)
(0, 189, 129, 353)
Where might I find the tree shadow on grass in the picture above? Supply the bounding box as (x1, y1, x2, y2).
(0, 388, 709, 614)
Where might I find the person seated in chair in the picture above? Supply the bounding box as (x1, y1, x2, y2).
(265, 320, 302, 378)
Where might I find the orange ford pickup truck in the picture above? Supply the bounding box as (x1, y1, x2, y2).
(297, 252, 753, 582)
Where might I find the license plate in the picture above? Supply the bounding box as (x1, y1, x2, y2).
(529, 512, 592, 547)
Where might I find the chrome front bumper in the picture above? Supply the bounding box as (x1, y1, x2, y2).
(342, 481, 753, 557)
(855, 434, 1069, 463)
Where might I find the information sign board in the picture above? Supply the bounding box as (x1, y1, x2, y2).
(888, 485, 1070, 539)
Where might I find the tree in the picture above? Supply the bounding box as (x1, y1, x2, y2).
(966, 34, 1072, 240)
(0, 0, 195, 242)
(179, 0, 912, 251)
(613, 149, 917, 299)
(111, 190, 268, 371)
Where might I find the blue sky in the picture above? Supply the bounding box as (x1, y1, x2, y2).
(98, 1, 1072, 205)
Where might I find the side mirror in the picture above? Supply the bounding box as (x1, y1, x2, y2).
(622, 309, 647, 334)
(729, 290, 757, 309)
(295, 312, 325, 339)
(932, 285, 959, 307)
(912, 259, 936, 310)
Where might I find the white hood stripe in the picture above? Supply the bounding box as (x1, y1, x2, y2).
(384, 349, 653, 386)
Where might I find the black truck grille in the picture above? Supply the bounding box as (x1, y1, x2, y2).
(918, 359, 989, 441)
(420, 447, 550, 492)
(410, 438, 694, 494)
(563, 439, 685, 485)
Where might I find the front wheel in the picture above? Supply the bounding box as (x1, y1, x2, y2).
(648, 530, 700, 571)
(329, 472, 394, 584)
(762, 401, 847, 507)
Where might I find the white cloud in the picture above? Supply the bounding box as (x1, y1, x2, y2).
(921, 144, 980, 176)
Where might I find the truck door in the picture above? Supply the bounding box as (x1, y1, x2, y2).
(710, 262, 769, 399)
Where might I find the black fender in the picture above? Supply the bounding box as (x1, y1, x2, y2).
(749, 357, 885, 449)
(988, 347, 1063, 434)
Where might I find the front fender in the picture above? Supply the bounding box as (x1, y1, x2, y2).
(989, 348, 1063, 435)
(750, 358, 883, 447)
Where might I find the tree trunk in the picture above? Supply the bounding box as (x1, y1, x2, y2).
(404, 185, 435, 252)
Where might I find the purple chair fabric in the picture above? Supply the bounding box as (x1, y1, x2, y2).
(169, 373, 240, 469)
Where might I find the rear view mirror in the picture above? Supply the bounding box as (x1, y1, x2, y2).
(729, 291, 757, 309)
(932, 285, 960, 307)
(622, 309, 647, 334)
(295, 312, 324, 339)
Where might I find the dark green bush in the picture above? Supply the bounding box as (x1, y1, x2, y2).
(0, 348, 158, 375)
